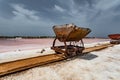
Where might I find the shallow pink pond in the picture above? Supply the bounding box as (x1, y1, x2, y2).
(0, 38, 109, 53)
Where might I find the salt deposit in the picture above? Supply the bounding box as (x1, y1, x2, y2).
(84, 41, 110, 48)
(0, 42, 120, 80)
(0, 41, 109, 64)
(0, 48, 55, 64)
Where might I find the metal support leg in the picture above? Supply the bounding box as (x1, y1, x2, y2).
(52, 37, 57, 47)
(64, 41, 68, 57)
(81, 39, 84, 47)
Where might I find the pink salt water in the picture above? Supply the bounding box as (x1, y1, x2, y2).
(0, 38, 109, 53)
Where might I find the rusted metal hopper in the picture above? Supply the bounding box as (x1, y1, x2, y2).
(51, 23, 91, 57)
(108, 34, 120, 44)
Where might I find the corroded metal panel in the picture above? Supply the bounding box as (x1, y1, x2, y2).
(53, 24, 91, 42)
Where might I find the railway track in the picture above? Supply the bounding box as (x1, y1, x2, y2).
(0, 43, 115, 76)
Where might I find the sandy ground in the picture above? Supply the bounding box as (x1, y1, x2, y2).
(1, 38, 120, 80)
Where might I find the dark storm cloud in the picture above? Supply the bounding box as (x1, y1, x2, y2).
(0, 0, 120, 37)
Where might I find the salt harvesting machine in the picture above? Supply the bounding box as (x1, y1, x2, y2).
(51, 23, 91, 57)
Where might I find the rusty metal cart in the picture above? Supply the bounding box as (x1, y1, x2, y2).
(51, 24, 91, 57)
(108, 34, 120, 44)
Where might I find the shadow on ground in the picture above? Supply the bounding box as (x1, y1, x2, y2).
(78, 53, 98, 60)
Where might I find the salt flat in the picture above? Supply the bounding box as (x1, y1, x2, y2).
(0, 41, 109, 64)
(0, 42, 120, 80)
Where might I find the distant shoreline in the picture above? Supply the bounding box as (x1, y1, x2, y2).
(0, 36, 109, 39)
(0, 36, 55, 39)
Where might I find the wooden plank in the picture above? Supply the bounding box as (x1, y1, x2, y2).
(83, 43, 114, 53)
(0, 43, 115, 76)
(0, 54, 65, 76)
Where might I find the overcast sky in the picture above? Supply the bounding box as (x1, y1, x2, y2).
(0, 0, 120, 37)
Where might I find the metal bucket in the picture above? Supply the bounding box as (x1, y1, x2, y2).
(53, 24, 91, 42)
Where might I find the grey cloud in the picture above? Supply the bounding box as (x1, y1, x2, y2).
(0, 3, 55, 36)
(0, 0, 120, 37)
